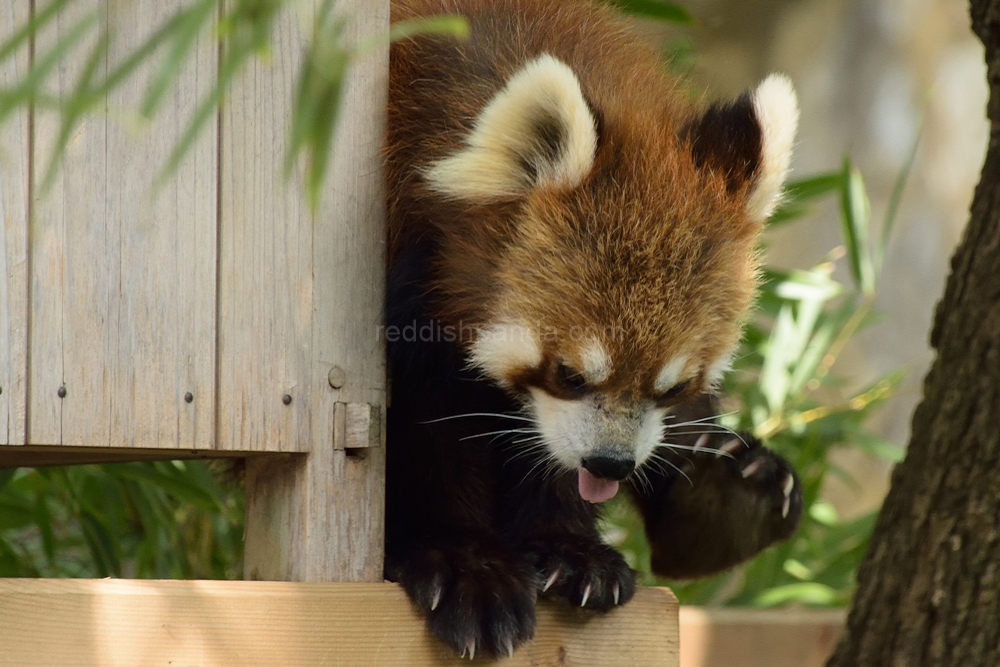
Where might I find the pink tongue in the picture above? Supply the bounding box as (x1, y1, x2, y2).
(578, 469, 620, 504)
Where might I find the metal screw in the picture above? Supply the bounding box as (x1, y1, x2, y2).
(328, 366, 346, 389)
(282, 394, 293, 405)
(184, 392, 194, 403)
(57, 386, 67, 398)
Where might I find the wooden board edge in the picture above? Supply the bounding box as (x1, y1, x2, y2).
(0, 445, 298, 468)
(0, 579, 678, 667)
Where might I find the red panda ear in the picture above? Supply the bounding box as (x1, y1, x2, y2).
(424, 54, 598, 200)
(686, 74, 798, 221)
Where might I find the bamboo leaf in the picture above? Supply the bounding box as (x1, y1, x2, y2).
(388, 15, 470, 43)
(0, 10, 99, 128)
(110, 464, 219, 511)
(40, 26, 110, 191)
(838, 157, 875, 296)
(141, 0, 220, 117)
(80, 511, 121, 577)
(877, 106, 924, 274)
(0, 0, 74, 64)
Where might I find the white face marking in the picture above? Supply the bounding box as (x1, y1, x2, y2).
(529, 388, 665, 471)
(424, 54, 597, 200)
(706, 348, 736, 387)
(579, 338, 612, 384)
(468, 322, 542, 384)
(654, 354, 691, 395)
(747, 73, 799, 221)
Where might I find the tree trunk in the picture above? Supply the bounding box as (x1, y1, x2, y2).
(826, 2, 1000, 665)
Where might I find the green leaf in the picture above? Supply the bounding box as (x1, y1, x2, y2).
(754, 582, 841, 607)
(80, 511, 121, 577)
(877, 107, 924, 274)
(388, 16, 470, 43)
(838, 157, 875, 296)
(608, 0, 695, 25)
(783, 172, 843, 204)
(808, 500, 839, 527)
(0, 0, 74, 64)
(109, 464, 218, 511)
(141, 0, 220, 118)
(0, 10, 100, 128)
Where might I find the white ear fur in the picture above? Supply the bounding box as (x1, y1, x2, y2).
(746, 74, 799, 221)
(425, 54, 598, 200)
(468, 321, 543, 383)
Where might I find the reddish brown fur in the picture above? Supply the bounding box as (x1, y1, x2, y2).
(386, 0, 761, 400)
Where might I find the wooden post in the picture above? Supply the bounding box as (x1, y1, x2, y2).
(239, 0, 389, 582)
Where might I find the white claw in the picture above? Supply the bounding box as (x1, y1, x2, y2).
(543, 568, 560, 593)
(613, 583, 620, 605)
(506, 641, 515, 659)
(782, 496, 791, 518)
(741, 459, 764, 479)
(429, 586, 442, 611)
(580, 583, 592, 608)
(719, 438, 742, 455)
(693, 434, 709, 449)
(783, 473, 795, 497)
(466, 641, 476, 661)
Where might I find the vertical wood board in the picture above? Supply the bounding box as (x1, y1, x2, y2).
(241, 0, 388, 581)
(216, 5, 314, 453)
(28, 0, 218, 448)
(0, 0, 31, 446)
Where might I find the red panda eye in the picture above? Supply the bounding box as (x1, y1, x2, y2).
(555, 362, 588, 395)
(658, 380, 690, 401)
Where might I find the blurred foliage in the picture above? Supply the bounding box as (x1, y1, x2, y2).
(0, 462, 243, 578)
(603, 154, 916, 607)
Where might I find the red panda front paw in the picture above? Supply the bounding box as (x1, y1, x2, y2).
(646, 431, 803, 579)
(524, 534, 636, 611)
(394, 539, 538, 659)
(701, 433, 803, 536)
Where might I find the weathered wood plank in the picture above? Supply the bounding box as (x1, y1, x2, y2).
(28, 0, 217, 449)
(240, 0, 388, 582)
(215, 4, 314, 454)
(0, 0, 31, 446)
(0, 580, 679, 667)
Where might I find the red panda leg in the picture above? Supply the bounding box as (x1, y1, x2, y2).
(630, 397, 803, 580)
(387, 534, 538, 659)
(497, 469, 637, 611)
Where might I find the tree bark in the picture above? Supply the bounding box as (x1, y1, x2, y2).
(826, 3, 1000, 665)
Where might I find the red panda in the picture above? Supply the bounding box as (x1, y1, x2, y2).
(384, 0, 803, 658)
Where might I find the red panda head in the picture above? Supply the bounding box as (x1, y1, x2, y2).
(422, 54, 798, 501)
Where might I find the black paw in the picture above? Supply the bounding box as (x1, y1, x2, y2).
(523, 534, 636, 611)
(643, 431, 803, 578)
(694, 432, 802, 532)
(389, 539, 537, 659)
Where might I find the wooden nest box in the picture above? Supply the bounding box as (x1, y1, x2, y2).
(0, 1, 678, 664)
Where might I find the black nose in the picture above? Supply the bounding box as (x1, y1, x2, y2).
(581, 454, 635, 481)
